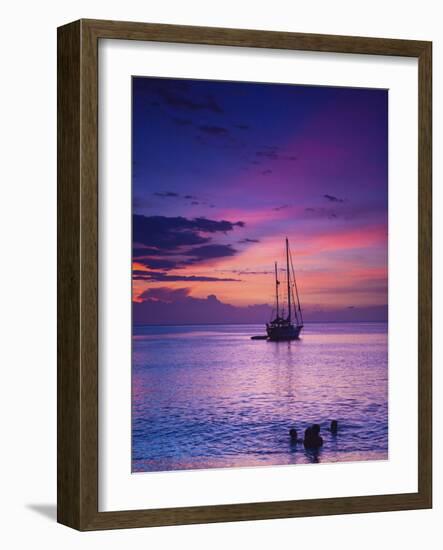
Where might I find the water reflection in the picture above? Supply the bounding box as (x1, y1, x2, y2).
(132, 323, 388, 472)
(304, 447, 322, 464)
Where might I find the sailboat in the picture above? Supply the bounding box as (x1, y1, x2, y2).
(266, 237, 303, 341)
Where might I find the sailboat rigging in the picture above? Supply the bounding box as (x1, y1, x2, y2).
(266, 238, 303, 341)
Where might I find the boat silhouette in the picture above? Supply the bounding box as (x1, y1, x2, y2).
(266, 237, 303, 341)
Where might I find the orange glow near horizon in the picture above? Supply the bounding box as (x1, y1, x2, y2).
(132, 220, 387, 309)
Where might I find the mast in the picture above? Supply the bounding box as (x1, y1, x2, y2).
(289, 245, 303, 326)
(275, 262, 280, 318)
(293, 273, 303, 325)
(286, 237, 291, 322)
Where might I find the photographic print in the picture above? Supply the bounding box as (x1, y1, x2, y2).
(131, 77, 388, 473)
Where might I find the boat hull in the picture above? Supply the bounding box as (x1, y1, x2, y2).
(266, 323, 303, 341)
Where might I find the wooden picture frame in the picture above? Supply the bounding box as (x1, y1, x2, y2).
(57, 18, 432, 530)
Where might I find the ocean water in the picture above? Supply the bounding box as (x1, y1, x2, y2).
(132, 323, 388, 472)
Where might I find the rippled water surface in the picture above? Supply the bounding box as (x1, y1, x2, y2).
(132, 323, 388, 472)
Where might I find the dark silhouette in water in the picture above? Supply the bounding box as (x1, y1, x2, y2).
(290, 424, 326, 448)
(289, 428, 304, 445)
(303, 424, 323, 449)
(329, 420, 338, 434)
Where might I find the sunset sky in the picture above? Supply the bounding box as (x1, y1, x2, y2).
(132, 77, 388, 323)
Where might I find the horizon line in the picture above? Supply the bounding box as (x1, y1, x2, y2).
(133, 320, 388, 328)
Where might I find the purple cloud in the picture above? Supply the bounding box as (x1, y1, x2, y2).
(133, 286, 388, 325)
(133, 271, 240, 282)
(324, 194, 345, 203)
(198, 125, 229, 136)
(156, 87, 223, 113)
